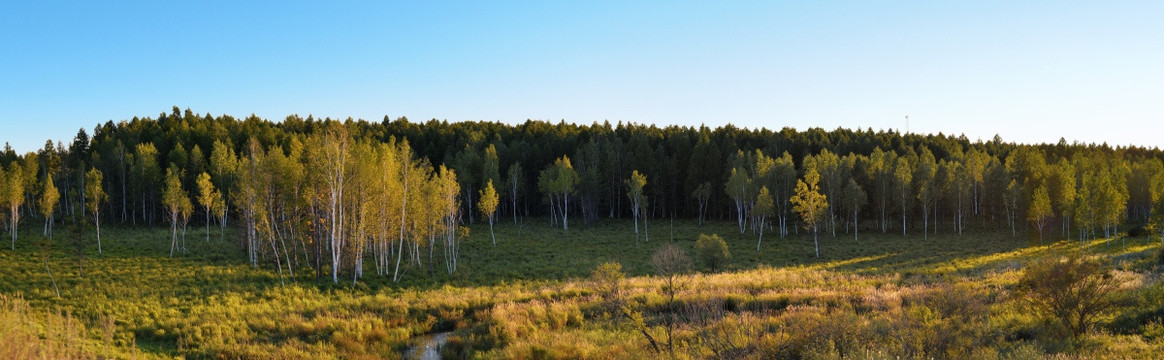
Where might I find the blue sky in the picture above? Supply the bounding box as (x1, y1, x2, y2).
(2, 1, 1162, 153)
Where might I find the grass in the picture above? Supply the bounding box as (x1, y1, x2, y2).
(0, 217, 1162, 358)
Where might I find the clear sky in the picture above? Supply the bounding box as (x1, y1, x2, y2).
(2, 1, 1162, 153)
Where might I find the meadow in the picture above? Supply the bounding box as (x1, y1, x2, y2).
(1, 218, 1163, 359)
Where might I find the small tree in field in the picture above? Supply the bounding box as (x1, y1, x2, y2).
(694, 233, 730, 272)
(590, 261, 663, 353)
(651, 243, 690, 357)
(84, 168, 107, 254)
(1017, 253, 1125, 340)
(478, 179, 499, 245)
(791, 169, 828, 258)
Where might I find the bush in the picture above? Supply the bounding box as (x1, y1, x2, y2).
(1016, 253, 1126, 340)
(694, 234, 730, 272)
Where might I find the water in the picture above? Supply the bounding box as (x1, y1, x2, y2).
(404, 332, 451, 360)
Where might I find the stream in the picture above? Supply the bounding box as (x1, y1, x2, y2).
(404, 332, 452, 360)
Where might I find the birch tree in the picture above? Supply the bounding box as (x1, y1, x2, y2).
(479, 179, 499, 245)
(506, 162, 524, 224)
(1029, 185, 1052, 243)
(84, 168, 107, 254)
(6, 162, 24, 250)
(40, 176, 60, 240)
(842, 179, 866, 241)
(195, 172, 219, 243)
(691, 181, 711, 226)
(754, 186, 774, 251)
(725, 167, 750, 233)
(162, 168, 187, 256)
(626, 170, 647, 241)
(791, 169, 828, 258)
(914, 148, 937, 240)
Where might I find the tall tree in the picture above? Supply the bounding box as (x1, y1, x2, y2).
(914, 148, 937, 240)
(209, 140, 238, 228)
(842, 179, 866, 241)
(725, 167, 751, 233)
(1029, 185, 1052, 243)
(162, 167, 188, 257)
(6, 162, 24, 250)
(195, 172, 219, 243)
(626, 170, 647, 241)
(893, 156, 914, 236)
(753, 186, 774, 251)
(40, 175, 60, 240)
(791, 168, 828, 258)
(84, 168, 107, 254)
(505, 162, 524, 224)
(691, 181, 711, 226)
(866, 148, 896, 233)
(479, 179, 499, 245)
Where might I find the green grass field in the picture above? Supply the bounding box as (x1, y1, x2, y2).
(1, 218, 1162, 359)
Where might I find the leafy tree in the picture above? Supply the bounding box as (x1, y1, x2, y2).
(84, 168, 107, 254)
(893, 155, 914, 236)
(694, 233, 730, 271)
(1017, 254, 1125, 340)
(132, 143, 160, 225)
(39, 175, 60, 240)
(1049, 159, 1077, 239)
(195, 172, 219, 243)
(651, 243, 690, 357)
(866, 148, 895, 233)
(478, 179, 499, 245)
(914, 148, 937, 240)
(691, 181, 711, 226)
(1028, 185, 1053, 243)
(162, 167, 189, 257)
(539, 156, 578, 230)
(209, 140, 238, 228)
(505, 162, 524, 224)
(753, 186, 774, 251)
(5, 162, 24, 250)
(626, 170, 647, 241)
(842, 179, 866, 241)
(725, 167, 751, 233)
(792, 168, 828, 258)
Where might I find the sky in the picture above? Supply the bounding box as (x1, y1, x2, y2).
(2, 1, 1163, 153)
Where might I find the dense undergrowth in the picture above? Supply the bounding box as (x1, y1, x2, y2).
(1, 219, 1163, 358)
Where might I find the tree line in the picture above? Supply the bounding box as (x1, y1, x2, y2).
(2, 106, 1164, 282)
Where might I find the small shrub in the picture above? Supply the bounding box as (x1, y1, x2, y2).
(694, 234, 730, 272)
(1016, 253, 1126, 340)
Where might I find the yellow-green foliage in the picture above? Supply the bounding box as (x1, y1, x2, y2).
(694, 233, 730, 271)
(2, 220, 1164, 359)
(0, 294, 123, 359)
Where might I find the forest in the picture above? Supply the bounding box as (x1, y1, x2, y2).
(3, 107, 1164, 358)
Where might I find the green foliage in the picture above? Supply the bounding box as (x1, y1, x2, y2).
(1016, 253, 1126, 340)
(694, 233, 730, 271)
